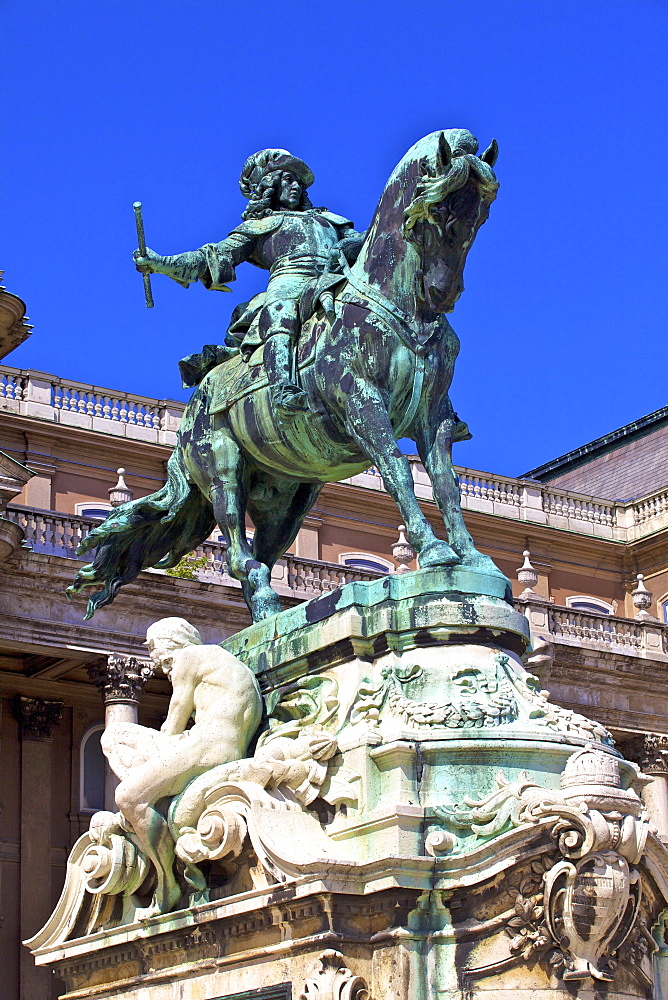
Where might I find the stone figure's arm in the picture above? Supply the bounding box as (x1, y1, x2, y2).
(160, 671, 196, 736)
(133, 232, 255, 291)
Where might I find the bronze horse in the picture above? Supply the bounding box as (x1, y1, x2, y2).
(69, 129, 502, 622)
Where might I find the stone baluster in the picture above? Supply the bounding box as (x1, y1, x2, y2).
(108, 467, 134, 507)
(392, 524, 415, 574)
(13, 696, 63, 1000)
(87, 655, 153, 808)
(641, 735, 668, 840)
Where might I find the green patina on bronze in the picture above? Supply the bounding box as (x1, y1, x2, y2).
(67, 129, 504, 623)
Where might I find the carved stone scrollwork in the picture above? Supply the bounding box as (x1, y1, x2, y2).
(441, 747, 651, 983)
(87, 654, 153, 705)
(13, 696, 63, 741)
(300, 949, 369, 1000)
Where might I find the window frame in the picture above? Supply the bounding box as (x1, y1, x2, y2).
(338, 552, 393, 575)
(75, 502, 113, 520)
(565, 595, 615, 615)
(79, 723, 106, 814)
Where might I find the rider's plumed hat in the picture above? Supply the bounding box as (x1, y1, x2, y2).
(239, 148, 315, 199)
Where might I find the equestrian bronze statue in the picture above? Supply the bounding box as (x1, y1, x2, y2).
(68, 128, 503, 622)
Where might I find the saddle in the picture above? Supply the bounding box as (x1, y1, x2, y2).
(178, 271, 347, 414)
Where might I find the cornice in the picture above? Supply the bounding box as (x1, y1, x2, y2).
(0, 276, 33, 359)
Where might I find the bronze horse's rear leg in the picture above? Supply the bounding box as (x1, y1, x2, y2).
(413, 402, 502, 577)
(341, 385, 459, 567)
(208, 427, 282, 621)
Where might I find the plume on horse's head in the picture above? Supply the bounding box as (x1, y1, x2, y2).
(403, 129, 499, 236)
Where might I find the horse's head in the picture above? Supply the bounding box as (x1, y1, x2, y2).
(402, 129, 499, 314)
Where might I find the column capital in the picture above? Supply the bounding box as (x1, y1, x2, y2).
(87, 654, 154, 706)
(642, 734, 668, 775)
(13, 696, 63, 741)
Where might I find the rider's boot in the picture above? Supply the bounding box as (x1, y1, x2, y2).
(263, 334, 309, 417)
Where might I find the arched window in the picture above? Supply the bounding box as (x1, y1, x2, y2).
(660, 596, 668, 624)
(80, 724, 105, 813)
(566, 596, 615, 616)
(75, 502, 112, 520)
(339, 552, 392, 575)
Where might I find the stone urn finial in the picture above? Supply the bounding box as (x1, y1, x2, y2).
(632, 573, 657, 621)
(392, 524, 415, 574)
(516, 549, 539, 600)
(109, 468, 133, 507)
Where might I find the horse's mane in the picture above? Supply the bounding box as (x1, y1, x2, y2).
(356, 129, 499, 278)
(403, 135, 499, 235)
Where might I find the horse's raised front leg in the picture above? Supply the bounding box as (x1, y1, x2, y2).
(209, 425, 282, 621)
(342, 386, 459, 567)
(413, 403, 502, 577)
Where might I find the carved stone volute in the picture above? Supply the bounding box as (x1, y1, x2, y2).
(13, 696, 63, 741)
(300, 950, 369, 1000)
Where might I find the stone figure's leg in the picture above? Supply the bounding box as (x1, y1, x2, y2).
(413, 403, 500, 574)
(249, 477, 323, 570)
(210, 425, 281, 620)
(342, 384, 459, 566)
(114, 769, 183, 915)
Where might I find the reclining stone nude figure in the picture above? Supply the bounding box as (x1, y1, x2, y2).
(101, 617, 262, 917)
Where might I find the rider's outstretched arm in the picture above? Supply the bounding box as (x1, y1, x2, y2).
(133, 231, 256, 291)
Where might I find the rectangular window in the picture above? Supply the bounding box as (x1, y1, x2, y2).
(212, 986, 292, 1000)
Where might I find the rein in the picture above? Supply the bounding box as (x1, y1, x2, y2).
(333, 253, 426, 439)
(334, 252, 430, 357)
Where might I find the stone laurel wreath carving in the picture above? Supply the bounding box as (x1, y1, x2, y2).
(444, 748, 651, 983)
(351, 659, 516, 729)
(349, 654, 612, 743)
(300, 949, 370, 1000)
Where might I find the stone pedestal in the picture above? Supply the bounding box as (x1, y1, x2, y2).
(25, 568, 668, 999)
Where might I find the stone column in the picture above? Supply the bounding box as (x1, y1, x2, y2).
(87, 655, 153, 809)
(642, 735, 668, 840)
(295, 514, 322, 560)
(14, 696, 63, 1000)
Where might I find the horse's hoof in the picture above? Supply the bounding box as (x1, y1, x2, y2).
(417, 541, 460, 568)
(250, 586, 283, 621)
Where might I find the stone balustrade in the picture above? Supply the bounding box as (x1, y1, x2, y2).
(5, 504, 384, 599)
(519, 597, 668, 662)
(6, 502, 668, 661)
(3, 363, 668, 542)
(0, 364, 185, 446)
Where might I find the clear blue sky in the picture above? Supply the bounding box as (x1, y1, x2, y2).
(2, 1, 666, 476)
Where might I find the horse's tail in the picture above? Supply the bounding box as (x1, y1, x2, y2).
(67, 447, 216, 620)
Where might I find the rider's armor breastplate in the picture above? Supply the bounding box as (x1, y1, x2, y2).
(257, 211, 340, 280)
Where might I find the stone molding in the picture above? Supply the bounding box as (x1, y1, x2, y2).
(87, 654, 153, 705)
(13, 695, 63, 741)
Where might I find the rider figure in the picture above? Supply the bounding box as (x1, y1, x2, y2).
(134, 148, 365, 417)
